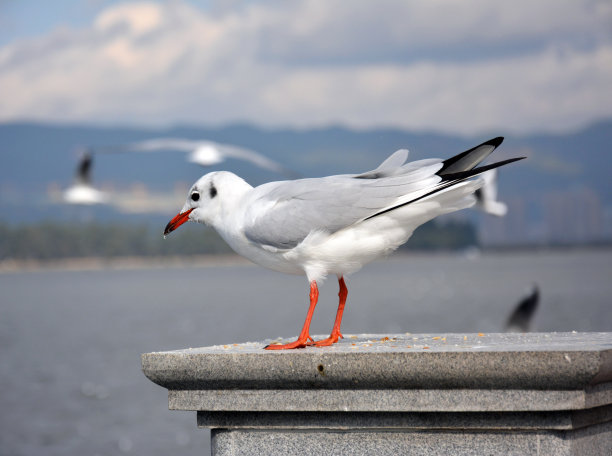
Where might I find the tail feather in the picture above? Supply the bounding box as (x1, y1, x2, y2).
(364, 139, 524, 221)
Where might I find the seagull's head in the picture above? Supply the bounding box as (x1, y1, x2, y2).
(163, 172, 250, 236)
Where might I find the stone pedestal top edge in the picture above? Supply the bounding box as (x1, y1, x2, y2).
(142, 332, 612, 391)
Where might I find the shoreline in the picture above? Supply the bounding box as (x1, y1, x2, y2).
(1, 244, 610, 274)
(0, 254, 253, 274)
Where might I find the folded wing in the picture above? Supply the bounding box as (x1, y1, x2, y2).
(243, 152, 444, 249)
(243, 137, 522, 249)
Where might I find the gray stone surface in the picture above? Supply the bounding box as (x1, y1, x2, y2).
(169, 384, 612, 413)
(142, 332, 612, 413)
(142, 333, 612, 455)
(197, 406, 612, 431)
(210, 424, 612, 456)
(142, 332, 612, 390)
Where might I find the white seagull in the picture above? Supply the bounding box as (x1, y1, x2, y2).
(164, 137, 523, 349)
(63, 149, 108, 205)
(102, 137, 298, 177)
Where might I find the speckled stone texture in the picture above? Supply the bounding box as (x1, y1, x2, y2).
(142, 332, 612, 455)
(211, 424, 612, 456)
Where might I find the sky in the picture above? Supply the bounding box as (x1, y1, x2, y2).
(1, 0, 611, 136)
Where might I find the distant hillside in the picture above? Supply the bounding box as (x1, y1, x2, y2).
(1, 120, 611, 244)
(0, 218, 477, 261)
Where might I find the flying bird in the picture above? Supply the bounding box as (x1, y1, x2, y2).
(475, 169, 507, 216)
(505, 285, 540, 332)
(63, 149, 108, 205)
(99, 137, 298, 177)
(164, 137, 524, 349)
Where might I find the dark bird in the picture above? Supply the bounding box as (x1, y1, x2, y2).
(63, 149, 107, 205)
(505, 285, 540, 332)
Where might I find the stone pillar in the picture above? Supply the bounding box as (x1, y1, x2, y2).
(142, 332, 612, 455)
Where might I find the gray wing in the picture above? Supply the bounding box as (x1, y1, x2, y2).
(126, 138, 201, 152)
(243, 153, 443, 249)
(125, 137, 286, 173)
(101, 138, 297, 177)
(93, 138, 199, 153)
(212, 143, 299, 177)
(353, 149, 408, 178)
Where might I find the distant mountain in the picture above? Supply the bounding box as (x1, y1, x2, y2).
(1, 120, 611, 243)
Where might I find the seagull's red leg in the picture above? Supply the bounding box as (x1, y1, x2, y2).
(265, 281, 319, 350)
(314, 276, 348, 347)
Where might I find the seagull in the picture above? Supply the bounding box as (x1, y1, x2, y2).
(475, 169, 507, 216)
(164, 137, 524, 349)
(63, 149, 108, 205)
(505, 285, 540, 332)
(99, 137, 298, 177)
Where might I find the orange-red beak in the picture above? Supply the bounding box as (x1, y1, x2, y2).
(164, 208, 193, 236)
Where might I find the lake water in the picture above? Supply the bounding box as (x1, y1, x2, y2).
(1, 248, 611, 455)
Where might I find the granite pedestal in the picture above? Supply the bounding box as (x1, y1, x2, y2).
(142, 332, 612, 455)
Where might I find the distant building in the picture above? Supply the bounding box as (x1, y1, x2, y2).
(479, 187, 607, 246)
(542, 187, 604, 244)
(479, 198, 529, 246)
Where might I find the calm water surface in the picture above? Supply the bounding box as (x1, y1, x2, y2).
(1, 249, 611, 455)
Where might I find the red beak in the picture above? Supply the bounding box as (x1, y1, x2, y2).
(164, 208, 193, 236)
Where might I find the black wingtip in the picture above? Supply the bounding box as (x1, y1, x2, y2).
(365, 153, 524, 222)
(438, 136, 506, 176)
(440, 156, 525, 182)
(486, 136, 504, 148)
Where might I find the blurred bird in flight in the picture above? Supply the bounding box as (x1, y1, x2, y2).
(63, 149, 108, 205)
(97, 137, 298, 177)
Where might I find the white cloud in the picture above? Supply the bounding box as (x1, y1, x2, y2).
(253, 45, 612, 133)
(0, 0, 611, 135)
(251, 0, 612, 64)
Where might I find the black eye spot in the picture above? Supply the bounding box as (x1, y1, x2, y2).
(191, 192, 200, 202)
(209, 185, 217, 199)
